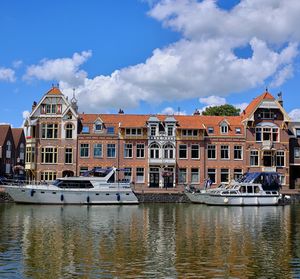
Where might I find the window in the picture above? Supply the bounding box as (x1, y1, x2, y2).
(136, 144, 145, 158)
(150, 126, 156, 136)
(164, 144, 174, 159)
(107, 144, 116, 158)
(94, 122, 103, 132)
(42, 104, 60, 115)
(65, 123, 73, 139)
(295, 147, 300, 159)
(234, 146, 242, 160)
(5, 164, 11, 174)
(26, 146, 35, 163)
(296, 129, 300, 138)
(136, 168, 145, 183)
(124, 143, 133, 158)
(150, 143, 160, 159)
(178, 168, 187, 184)
(6, 140, 11, 158)
(256, 127, 279, 142)
(208, 127, 214, 134)
(107, 127, 115, 134)
(79, 167, 88, 176)
(94, 144, 102, 158)
(191, 168, 199, 183)
(19, 143, 25, 161)
(221, 145, 229, 159)
(41, 147, 58, 164)
(235, 128, 241, 134)
(126, 128, 142, 136)
(191, 144, 199, 159)
(179, 144, 187, 159)
(207, 168, 216, 183)
(82, 126, 89, 134)
(221, 169, 229, 183)
(40, 171, 56, 181)
(167, 126, 173, 136)
(250, 150, 259, 166)
(182, 130, 198, 137)
(42, 123, 58, 139)
(279, 174, 285, 185)
(233, 169, 243, 181)
(80, 144, 89, 158)
(276, 151, 285, 167)
(65, 148, 73, 164)
(207, 144, 216, 159)
(220, 123, 228, 134)
(124, 168, 132, 182)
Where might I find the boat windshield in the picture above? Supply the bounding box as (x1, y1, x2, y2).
(53, 179, 94, 189)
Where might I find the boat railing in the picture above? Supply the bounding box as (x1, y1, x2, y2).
(0, 179, 50, 187)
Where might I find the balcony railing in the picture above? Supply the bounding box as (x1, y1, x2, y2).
(148, 158, 176, 165)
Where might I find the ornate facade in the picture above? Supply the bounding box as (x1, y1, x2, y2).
(24, 86, 300, 189)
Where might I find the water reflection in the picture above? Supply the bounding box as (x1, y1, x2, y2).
(0, 204, 298, 278)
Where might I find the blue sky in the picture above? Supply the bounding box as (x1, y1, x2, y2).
(1, 0, 300, 127)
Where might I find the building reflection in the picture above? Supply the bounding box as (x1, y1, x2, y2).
(0, 204, 296, 278)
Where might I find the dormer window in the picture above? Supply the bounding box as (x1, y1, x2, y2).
(167, 126, 173, 136)
(182, 129, 198, 137)
(41, 104, 61, 114)
(82, 126, 89, 134)
(235, 128, 241, 134)
(150, 126, 156, 136)
(220, 123, 228, 134)
(208, 127, 214, 134)
(94, 121, 103, 132)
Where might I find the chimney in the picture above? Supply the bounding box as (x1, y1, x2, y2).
(278, 92, 283, 107)
(32, 101, 37, 111)
(118, 109, 124, 114)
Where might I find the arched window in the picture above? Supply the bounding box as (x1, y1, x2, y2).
(6, 140, 11, 151)
(65, 123, 73, 139)
(150, 143, 160, 159)
(164, 143, 174, 159)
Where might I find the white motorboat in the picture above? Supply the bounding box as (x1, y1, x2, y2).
(3, 167, 139, 205)
(186, 172, 284, 206)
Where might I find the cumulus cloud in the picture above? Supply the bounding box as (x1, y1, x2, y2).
(199, 96, 226, 106)
(24, 51, 92, 86)
(0, 67, 15, 82)
(161, 106, 186, 115)
(12, 60, 23, 69)
(289, 109, 300, 121)
(24, 0, 300, 112)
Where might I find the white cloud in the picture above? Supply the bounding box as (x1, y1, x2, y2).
(21, 110, 30, 127)
(199, 96, 226, 106)
(234, 102, 249, 112)
(289, 109, 300, 121)
(0, 67, 15, 82)
(161, 106, 186, 115)
(24, 51, 92, 87)
(24, 1, 300, 112)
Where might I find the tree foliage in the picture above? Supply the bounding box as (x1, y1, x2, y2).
(202, 104, 240, 116)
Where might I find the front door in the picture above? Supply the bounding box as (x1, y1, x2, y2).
(150, 173, 159, 187)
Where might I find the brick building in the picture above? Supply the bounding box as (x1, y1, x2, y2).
(24, 86, 300, 189)
(0, 125, 25, 178)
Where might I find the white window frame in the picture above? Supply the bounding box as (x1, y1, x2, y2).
(80, 143, 90, 158)
(124, 143, 133, 158)
(234, 145, 243, 160)
(179, 144, 187, 159)
(220, 145, 230, 160)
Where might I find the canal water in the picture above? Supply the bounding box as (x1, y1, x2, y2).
(0, 203, 299, 279)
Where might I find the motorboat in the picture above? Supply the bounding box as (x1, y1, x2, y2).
(186, 172, 285, 206)
(3, 167, 139, 205)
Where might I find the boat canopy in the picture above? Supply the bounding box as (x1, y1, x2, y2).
(237, 172, 281, 191)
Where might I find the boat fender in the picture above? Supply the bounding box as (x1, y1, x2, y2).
(116, 193, 120, 201)
(30, 189, 35, 197)
(224, 197, 229, 204)
(60, 194, 64, 202)
(87, 196, 90, 203)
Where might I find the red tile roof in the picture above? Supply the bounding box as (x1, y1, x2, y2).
(46, 86, 62, 95)
(242, 91, 275, 120)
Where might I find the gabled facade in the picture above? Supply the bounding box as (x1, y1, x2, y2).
(24, 87, 300, 189)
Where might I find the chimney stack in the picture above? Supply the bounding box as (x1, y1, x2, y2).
(278, 92, 283, 107)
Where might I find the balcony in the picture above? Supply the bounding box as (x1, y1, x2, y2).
(25, 162, 35, 170)
(261, 141, 273, 150)
(26, 137, 36, 145)
(149, 158, 176, 165)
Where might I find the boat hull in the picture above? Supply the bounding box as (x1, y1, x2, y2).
(5, 186, 139, 205)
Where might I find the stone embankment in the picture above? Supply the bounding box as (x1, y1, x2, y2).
(0, 188, 13, 202)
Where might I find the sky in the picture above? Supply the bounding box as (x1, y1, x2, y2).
(1, 0, 300, 127)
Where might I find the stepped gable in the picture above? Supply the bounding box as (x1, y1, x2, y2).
(242, 91, 275, 120)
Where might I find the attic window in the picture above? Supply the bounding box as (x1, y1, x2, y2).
(208, 127, 214, 134)
(220, 123, 228, 134)
(235, 128, 241, 134)
(82, 126, 89, 134)
(107, 127, 115, 134)
(94, 122, 103, 132)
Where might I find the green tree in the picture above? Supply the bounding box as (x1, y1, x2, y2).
(202, 104, 240, 116)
